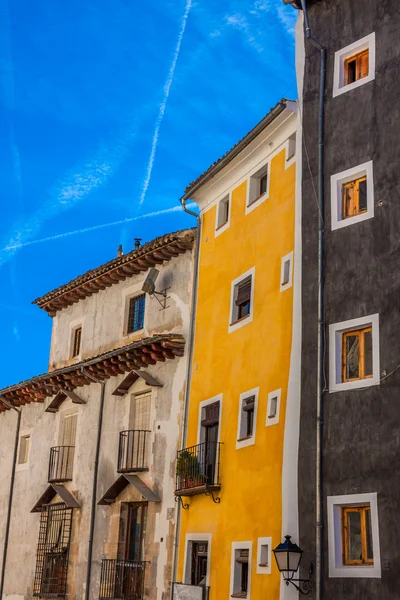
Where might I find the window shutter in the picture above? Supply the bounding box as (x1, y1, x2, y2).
(359, 51, 369, 78)
(132, 392, 152, 430)
(243, 396, 255, 412)
(343, 182, 355, 217)
(62, 413, 78, 446)
(358, 178, 367, 212)
(236, 279, 252, 306)
(201, 402, 220, 426)
(236, 549, 249, 564)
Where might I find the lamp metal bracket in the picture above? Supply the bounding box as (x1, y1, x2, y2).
(282, 565, 313, 596)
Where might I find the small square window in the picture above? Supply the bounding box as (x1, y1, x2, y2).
(331, 161, 374, 230)
(237, 389, 258, 449)
(266, 389, 281, 426)
(287, 133, 296, 161)
(246, 163, 269, 211)
(71, 326, 82, 358)
(256, 537, 272, 574)
(329, 314, 379, 392)
(127, 294, 146, 333)
(333, 33, 375, 97)
(18, 434, 30, 465)
(216, 194, 230, 232)
(280, 252, 293, 292)
(229, 269, 254, 333)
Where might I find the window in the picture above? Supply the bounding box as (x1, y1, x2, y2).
(117, 502, 147, 561)
(333, 33, 375, 97)
(256, 537, 272, 574)
(18, 434, 30, 465)
(216, 194, 230, 233)
(229, 268, 255, 333)
(246, 163, 269, 211)
(329, 314, 379, 392)
(287, 133, 296, 162)
(183, 534, 212, 587)
(237, 388, 258, 449)
(198, 397, 221, 487)
(345, 50, 369, 85)
(266, 389, 281, 426)
(280, 252, 293, 291)
(71, 326, 82, 358)
(230, 543, 252, 599)
(342, 505, 373, 565)
(61, 412, 78, 447)
(330, 161, 374, 230)
(127, 294, 145, 333)
(327, 492, 381, 578)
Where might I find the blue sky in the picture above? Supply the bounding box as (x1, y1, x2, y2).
(0, 0, 297, 388)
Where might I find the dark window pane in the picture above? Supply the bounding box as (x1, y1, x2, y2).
(241, 562, 249, 593)
(346, 334, 360, 379)
(127, 294, 146, 333)
(238, 300, 250, 319)
(346, 59, 357, 84)
(246, 409, 254, 437)
(364, 330, 373, 377)
(358, 179, 367, 212)
(347, 511, 362, 561)
(260, 173, 268, 195)
(365, 509, 374, 561)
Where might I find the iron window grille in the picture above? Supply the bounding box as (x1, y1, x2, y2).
(33, 503, 73, 599)
(99, 559, 146, 600)
(127, 295, 145, 334)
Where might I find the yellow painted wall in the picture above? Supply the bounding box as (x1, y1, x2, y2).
(177, 146, 295, 599)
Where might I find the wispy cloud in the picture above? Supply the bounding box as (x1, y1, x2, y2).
(138, 0, 192, 208)
(3, 203, 197, 252)
(12, 324, 20, 342)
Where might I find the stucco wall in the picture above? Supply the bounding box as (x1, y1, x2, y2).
(298, 1, 400, 597)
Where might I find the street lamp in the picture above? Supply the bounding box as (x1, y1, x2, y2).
(273, 536, 313, 595)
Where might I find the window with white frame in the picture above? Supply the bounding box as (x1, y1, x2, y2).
(327, 492, 381, 578)
(246, 163, 269, 209)
(256, 537, 272, 574)
(230, 542, 252, 599)
(333, 33, 376, 97)
(330, 161, 374, 230)
(266, 389, 281, 426)
(237, 388, 258, 449)
(280, 252, 293, 292)
(329, 314, 379, 392)
(229, 268, 255, 333)
(216, 194, 230, 232)
(287, 133, 296, 162)
(183, 534, 212, 588)
(70, 325, 82, 358)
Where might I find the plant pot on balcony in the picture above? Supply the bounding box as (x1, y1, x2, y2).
(176, 451, 202, 489)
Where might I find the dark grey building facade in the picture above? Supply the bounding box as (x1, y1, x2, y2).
(295, 0, 400, 598)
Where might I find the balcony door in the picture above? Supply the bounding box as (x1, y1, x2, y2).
(59, 412, 77, 480)
(116, 503, 147, 599)
(200, 402, 219, 485)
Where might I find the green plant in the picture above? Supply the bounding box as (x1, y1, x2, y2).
(176, 450, 201, 483)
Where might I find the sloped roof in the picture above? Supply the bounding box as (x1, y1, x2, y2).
(33, 228, 195, 316)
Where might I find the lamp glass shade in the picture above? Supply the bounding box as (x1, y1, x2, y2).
(273, 536, 303, 573)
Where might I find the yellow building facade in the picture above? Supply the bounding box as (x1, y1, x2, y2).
(174, 100, 298, 600)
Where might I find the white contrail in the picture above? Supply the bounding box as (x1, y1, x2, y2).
(3, 203, 197, 251)
(138, 0, 192, 208)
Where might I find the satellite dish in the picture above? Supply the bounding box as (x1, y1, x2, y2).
(142, 267, 159, 295)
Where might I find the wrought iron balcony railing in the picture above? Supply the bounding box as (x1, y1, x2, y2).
(117, 430, 150, 473)
(175, 441, 222, 496)
(48, 446, 75, 483)
(172, 583, 209, 600)
(99, 559, 146, 600)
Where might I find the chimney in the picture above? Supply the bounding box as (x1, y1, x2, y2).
(117, 245, 123, 257)
(134, 238, 142, 249)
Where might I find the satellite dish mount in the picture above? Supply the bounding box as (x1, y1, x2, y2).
(142, 267, 170, 310)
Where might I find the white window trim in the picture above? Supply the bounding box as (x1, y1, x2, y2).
(236, 387, 259, 449)
(329, 313, 380, 393)
(230, 541, 252, 600)
(183, 533, 212, 586)
(122, 284, 147, 337)
(266, 389, 281, 427)
(214, 192, 231, 237)
(285, 134, 296, 169)
(16, 428, 33, 472)
(280, 251, 293, 292)
(245, 161, 270, 215)
(197, 394, 222, 445)
(228, 267, 255, 334)
(256, 536, 272, 575)
(330, 161, 374, 230)
(69, 317, 84, 360)
(333, 32, 376, 98)
(327, 492, 381, 578)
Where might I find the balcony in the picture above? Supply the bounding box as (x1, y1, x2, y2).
(99, 559, 146, 600)
(173, 583, 209, 600)
(117, 430, 150, 473)
(175, 441, 222, 497)
(48, 446, 75, 483)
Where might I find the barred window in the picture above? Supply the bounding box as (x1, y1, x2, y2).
(127, 294, 146, 333)
(71, 327, 82, 358)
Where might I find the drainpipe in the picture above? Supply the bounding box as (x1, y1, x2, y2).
(171, 199, 201, 596)
(0, 397, 21, 600)
(285, 0, 326, 598)
(81, 369, 106, 600)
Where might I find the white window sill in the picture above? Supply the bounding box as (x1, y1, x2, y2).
(333, 74, 375, 98)
(236, 435, 255, 450)
(330, 564, 381, 579)
(228, 314, 253, 334)
(245, 192, 268, 215)
(330, 375, 380, 393)
(215, 221, 230, 238)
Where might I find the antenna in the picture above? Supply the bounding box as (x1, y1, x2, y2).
(141, 268, 170, 310)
